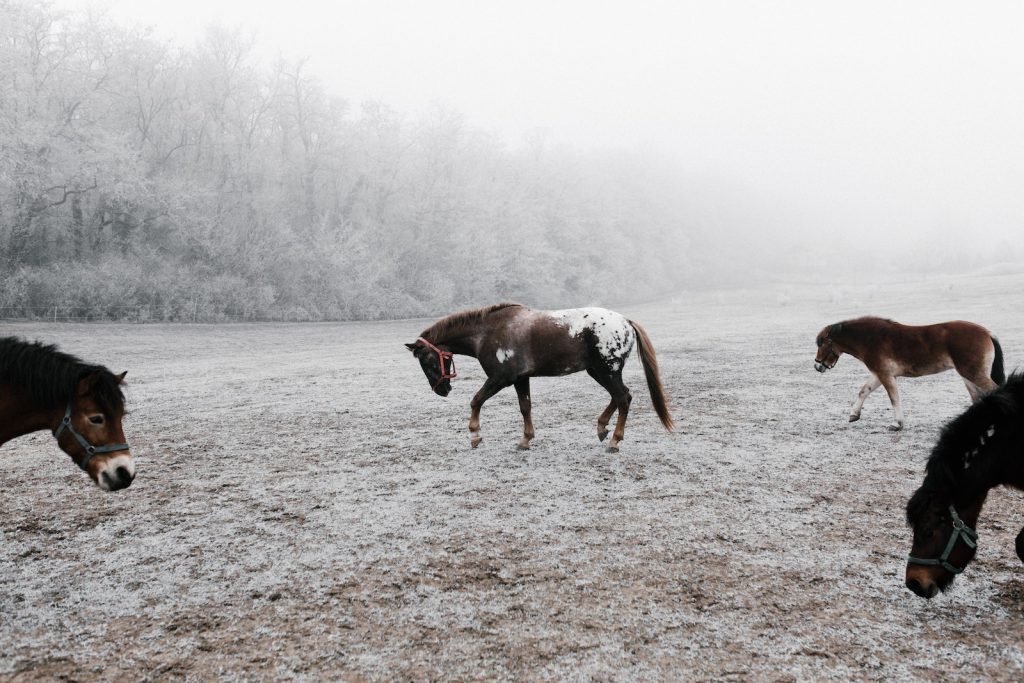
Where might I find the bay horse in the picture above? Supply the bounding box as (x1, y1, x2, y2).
(904, 373, 1024, 599)
(814, 317, 1004, 430)
(0, 336, 134, 491)
(406, 303, 674, 452)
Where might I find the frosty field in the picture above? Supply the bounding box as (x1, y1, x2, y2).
(2, 272, 1024, 681)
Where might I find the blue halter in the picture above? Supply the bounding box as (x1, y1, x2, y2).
(53, 400, 130, 470)
(907, 505, 978, 574)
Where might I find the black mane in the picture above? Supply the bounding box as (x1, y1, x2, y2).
(819, 317, 897, 345)
(0, 337, 125, 415)
(421, 302, 523, 341)
(908, 373, 1024, 523)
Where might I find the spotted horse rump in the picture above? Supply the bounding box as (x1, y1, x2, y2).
(405, 303, 674, 452)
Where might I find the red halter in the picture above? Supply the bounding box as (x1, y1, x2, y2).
(418, 337, 456, 390)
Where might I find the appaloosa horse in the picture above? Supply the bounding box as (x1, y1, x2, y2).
(814, 317, 1004, 430)
(406, 303, 674, 451)
(0, 337, 134, 491)
(904, 373, 1024, 599)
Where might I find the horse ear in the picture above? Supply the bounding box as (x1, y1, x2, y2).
(116, 371, 127, 384)
(405, 342, 418, 352)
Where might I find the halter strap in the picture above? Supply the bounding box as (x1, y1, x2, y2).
(820, 339, 838, 368)
(907, 505, 978, 574)
(53, 400, 130, 470)
(417, 337, 456, 390)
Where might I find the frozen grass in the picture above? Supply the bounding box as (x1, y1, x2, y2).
(1, 271, 1024, 680)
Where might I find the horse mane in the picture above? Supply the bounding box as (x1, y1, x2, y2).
(421, 302, 524, 341)
(818, 316, 889, 344)
(0, 337, 125, 415)
(827, 316, 898, 342)
(908, 373, 1024, 524)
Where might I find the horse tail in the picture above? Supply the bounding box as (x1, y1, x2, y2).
(991, 336, 1006, 386)
(628, 320, 675, 432)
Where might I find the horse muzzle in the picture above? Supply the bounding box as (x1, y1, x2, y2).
(905, 575, 939, 599)
(95, 453, 136, 491)
(814, 361, 829, 373)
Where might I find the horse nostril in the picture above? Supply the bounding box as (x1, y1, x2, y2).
(115, 466, 133, 483)
(906, 577, 936, 599)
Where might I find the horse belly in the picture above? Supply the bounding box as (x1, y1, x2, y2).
(532, 355, 588, 377)
(899, 356, 954, 378)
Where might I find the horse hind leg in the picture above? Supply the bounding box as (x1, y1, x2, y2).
(878, 374, 904, 431)
(514, 377, 535, 450)
(962, 378, 983, 403)
(958, 368, 997, 401)
(597, 399, 616, 442)
(953, 345, 999, 400)
(604, 373, 633, 453)
(608, 390, 633, 452)
(587, 368, 618, 444)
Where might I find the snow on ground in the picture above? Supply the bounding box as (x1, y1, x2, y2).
(2, 271, 1023, 681)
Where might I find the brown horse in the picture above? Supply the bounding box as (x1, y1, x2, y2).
(0, 337, 134, 491)
(814, 317, 1004, 430)
(406, 303, 674, 451)
(904, 373, 1024, 599)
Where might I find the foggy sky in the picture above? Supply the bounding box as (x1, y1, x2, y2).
(54, 0, 1024, 258)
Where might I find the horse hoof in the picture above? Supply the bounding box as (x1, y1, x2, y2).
(471, 436, 482, 448)
(606, 444, 619, 454)
(888, 423, 903, 432)
(517, 442, 531, 451)
(597, 430, 609, 442)
(848, 414, 860, 423)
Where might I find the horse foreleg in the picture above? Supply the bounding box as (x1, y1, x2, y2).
(597, 399, 616, 442)
(514, 377, 535, 450)
(878, 375, 904, 431)
(849, 375, 881, 422)
(468, 378, 508, 449)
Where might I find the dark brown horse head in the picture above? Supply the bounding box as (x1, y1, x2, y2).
(904, 487, 984, 599)
(405, 340, 455, 397)
(814, 323, 844, 372)
(57, 370, 135, 491)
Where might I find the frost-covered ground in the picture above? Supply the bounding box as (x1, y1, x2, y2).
(2, 271, 1024, 681)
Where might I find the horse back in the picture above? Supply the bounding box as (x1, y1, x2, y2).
(477, 306, 631, 378)
(875, 320, 993, 377)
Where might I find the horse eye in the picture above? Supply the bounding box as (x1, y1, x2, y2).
(89, 415, 105, 425)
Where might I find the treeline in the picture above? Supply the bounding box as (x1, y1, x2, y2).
(0, 0, 693, 321)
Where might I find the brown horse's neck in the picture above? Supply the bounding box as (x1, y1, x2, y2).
(425, 324, 481, 358)
(0, 384, 60, 447)
(421, 303, 523, 358)
(833, 322, 870, 362)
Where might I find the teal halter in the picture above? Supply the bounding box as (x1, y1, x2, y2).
(53, 400, 130, 470)
(907, 505, 978, 574)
